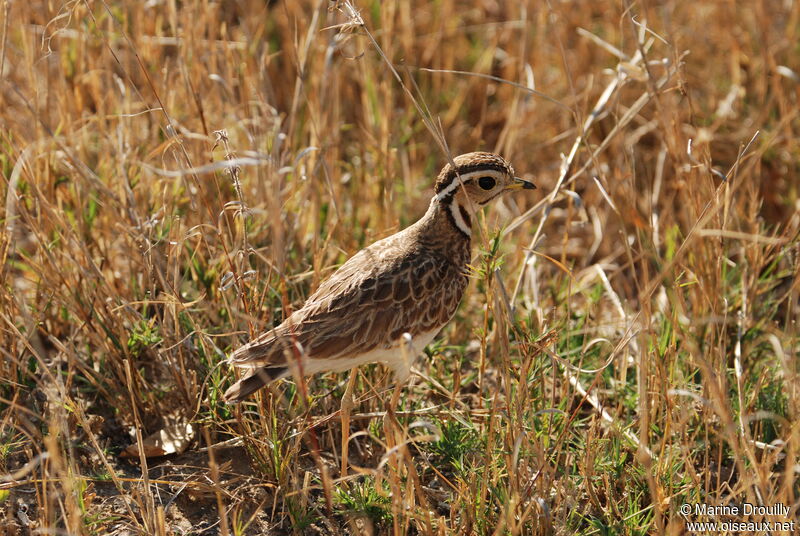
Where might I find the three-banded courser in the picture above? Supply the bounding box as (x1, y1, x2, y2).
(224, 152, 535, 403)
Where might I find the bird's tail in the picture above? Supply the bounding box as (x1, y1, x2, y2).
(223, 366, 288, 403)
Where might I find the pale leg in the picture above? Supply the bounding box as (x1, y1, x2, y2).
(340, 368, 358, 477)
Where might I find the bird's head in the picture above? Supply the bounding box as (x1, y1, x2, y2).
(432, 152, 535, 236)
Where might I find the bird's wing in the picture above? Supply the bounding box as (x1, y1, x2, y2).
(228, 234, 467, 368)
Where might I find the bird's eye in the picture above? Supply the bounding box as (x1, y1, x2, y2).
(478, 176, 496, 190)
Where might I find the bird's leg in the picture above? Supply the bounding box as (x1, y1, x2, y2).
(382, 375, 406, 526)
(388, 332, 416, 385)
(340, 368, 358, 478)
(385, 332, 413, 438)
(388, 381, 403, 416)
(387, 357, 412, 385)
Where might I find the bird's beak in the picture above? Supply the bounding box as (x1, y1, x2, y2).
(508, 177, 536, 190)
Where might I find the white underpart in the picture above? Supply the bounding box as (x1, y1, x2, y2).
(449, 200, 472, 236)
(293, 328, 440, 382)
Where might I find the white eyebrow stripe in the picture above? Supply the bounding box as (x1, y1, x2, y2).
(435, 175, 463, 201)
(435, 170, 484, 201)
(449, 200, 472, 236)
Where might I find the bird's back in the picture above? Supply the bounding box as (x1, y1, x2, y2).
(228, 223, 469, 371)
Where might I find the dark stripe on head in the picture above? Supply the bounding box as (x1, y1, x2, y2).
(439, 190, 456, 205)
(479, 192, 503, 205)
(434, 162, 510, 194)
(459, 205, 472, 228)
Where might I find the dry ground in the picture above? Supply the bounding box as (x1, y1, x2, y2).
(1, 0, 799, 534)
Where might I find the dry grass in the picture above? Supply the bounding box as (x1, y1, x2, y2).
(1, 0, 799, 534)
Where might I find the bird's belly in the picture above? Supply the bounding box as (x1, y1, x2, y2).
(301, 327, 441, 375)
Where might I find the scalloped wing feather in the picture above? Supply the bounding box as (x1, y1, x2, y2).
(227, 232, 467, 369)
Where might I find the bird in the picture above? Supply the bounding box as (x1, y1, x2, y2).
(224, 152, 535, 402)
